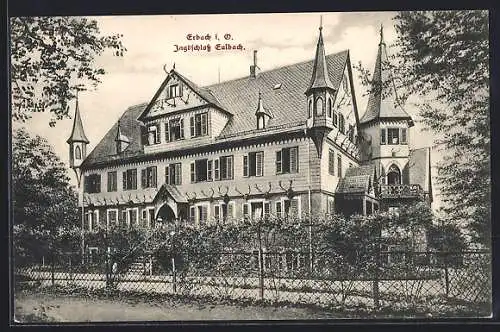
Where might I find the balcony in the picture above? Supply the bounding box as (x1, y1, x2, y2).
(379, 184, 424, 199)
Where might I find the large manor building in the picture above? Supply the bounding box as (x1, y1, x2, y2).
(67, 25, 432, 234)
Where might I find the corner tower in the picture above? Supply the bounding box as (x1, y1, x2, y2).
(305, 19, 336, 157)
(359, 25, 414, 185)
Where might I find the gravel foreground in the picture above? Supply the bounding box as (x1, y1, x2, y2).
(14, 292, 344, 322)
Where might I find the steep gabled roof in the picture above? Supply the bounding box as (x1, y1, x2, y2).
(336, 164, 375, 194)
(66, 97, 89, 144)
(82, 51, 349, 168)
(359, 26, 413, 126)
(305, 25, 335, 93)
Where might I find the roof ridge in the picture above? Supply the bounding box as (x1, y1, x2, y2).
(204, 50, 349, 89)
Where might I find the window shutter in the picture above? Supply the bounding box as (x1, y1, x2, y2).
(165, 122, 170, 142)
(227, 203, 234, 220)
(180, 119, 185, 138)
(189, 206, 196, 223)
(227, 156, 233, 179)
(201, 206, 208, 223)
(264, 202, 270, 218)
(256, 152, 263, 176)
(165, 165, 170, 184)
(152, 166, 157, 187)
(214, 205, 220, 221)
(207, 160, 213, 181)
(337, 155, 342, 178)
(243, 155, 249, 177)
(290, 199, 299, 218)
(140, 125, 148, 146)
(214, 159, 220, 180)
(401, 128, 407, 144)
(290, 147, 298, 173)
(276, 150, 282, 174)
(165, 85, 171, 99)
(329, 150, 335, 175)
(122, 171, 127, 190)
(96, 175, 101, 193)
(155, 124, 161, 144)
(201, 113, 208, 136)
(243, 203, 249, 219)
(190, 117, 195, 137)
(381, 129, 387, 145)
(132, 169, 137, 189)
(175, 163, 182, 185)
(190, 162, 195, 183)
(141, 169, 147, 188)
(94, 210, 100, 229)
(178, 81, 183, 97)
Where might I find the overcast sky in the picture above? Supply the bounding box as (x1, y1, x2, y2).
(15, 12, 442, 208)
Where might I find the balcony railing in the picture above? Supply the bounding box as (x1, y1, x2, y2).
(379, 184, 424, 199)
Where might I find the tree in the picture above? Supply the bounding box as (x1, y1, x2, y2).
(10, 16, 126, 126)
(12, 128, 81, 266)
(357, 11, 490, 246)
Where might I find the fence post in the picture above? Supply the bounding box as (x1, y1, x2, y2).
(444, 252, 450, 298)
(257, 220, 265, 301)
(50, 251, 55, 287)
(172, 256, 177, 293)
(69, 256, 72, 282)
(372, 240, 380, 309)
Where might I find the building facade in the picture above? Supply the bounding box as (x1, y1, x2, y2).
(67, 25, 432, 239)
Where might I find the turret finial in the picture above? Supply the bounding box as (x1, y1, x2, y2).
(379, 23, 384, 45)
(319, 15, 323, 31)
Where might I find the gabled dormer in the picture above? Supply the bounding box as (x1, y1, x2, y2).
(137, 66, 232, 154)
(255, 92, 272, 129)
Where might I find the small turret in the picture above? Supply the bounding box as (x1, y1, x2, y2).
(305, 18, 336, 157)
(255, 91, 272, 129)
(67, 92, 89, 171)
(115, 120, 130, 154)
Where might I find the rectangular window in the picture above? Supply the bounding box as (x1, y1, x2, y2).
(348, 125, 354, 142)
(242, 203, 250, 221)
(127, 208, 138, 228)
(328, 149, 335, 175)
(207, 160, 213, 181)
(275, 201, 282, 218)
(141, 166, 157, 188)
(107, 171, 117, 192)
(107, 209, 118, 228)
(168, 84, 181, 98)
(167, 118, 185, 141)
(219, 156, 234, 180)
(337, 155, 342, 178)
(264, 202, 271, 219)
(227, 202, 235, 221)
(123, 169, 137, 190)
(401, 128, 408, 144)
(166, 163, 182, 185)
(189, 206, 196, 223)
(148, 208, 155, 228)
(148, 125, 161, 145)
(387, 128, 400, 145)
(244, 152, 264, 177)
(214, 205, 220, 222)
(84, 174, 101, 193)
(190, 112, 208, 137)
(198, 205, 208, 224)
(276, 147, 299, 174)
(381, 128, 387, 145)
(191, 159, 212, 182)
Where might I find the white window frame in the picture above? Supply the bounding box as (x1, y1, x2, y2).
(227, 202, 236, 223)
(194, 202, 210, 226)
(245, 198, 268, 221)
(126, 207, 139, 228)
(107, 208, 118, 229)
(275, 201, 283, 218)
(147, 207, 156, 228)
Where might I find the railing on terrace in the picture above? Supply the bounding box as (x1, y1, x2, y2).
(379, 184, 424, 199)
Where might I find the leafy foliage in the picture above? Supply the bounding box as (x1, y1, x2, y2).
(10, 16, 126, 126)
(356, 11, 490, 246)
(12, 128, 80, 266)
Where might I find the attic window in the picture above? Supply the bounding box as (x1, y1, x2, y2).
(273, 83, 282, 90)
(168, 84, 182, 99)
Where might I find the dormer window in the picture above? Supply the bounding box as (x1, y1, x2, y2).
(387, 128, 400, 145)
(257, 115, 266, 129)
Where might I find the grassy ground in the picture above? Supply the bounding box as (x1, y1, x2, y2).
(14, 292, 345, 322)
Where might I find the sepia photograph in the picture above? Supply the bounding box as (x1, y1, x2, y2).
(10, 10, 491, 322)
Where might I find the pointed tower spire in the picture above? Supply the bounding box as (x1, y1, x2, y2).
(66, 90, 89, 144)
(305, 20, 335, 93)
(359, 24, 413, 126)
(115, 120, 130, 154)
(255, 91, 272, 117)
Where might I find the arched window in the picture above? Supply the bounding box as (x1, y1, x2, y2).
(387, 164, 401, 185)
(316, 97, 324, 116)
(308, 100, 312, 118)
(75, 145, 82, 160)
(327, 98, 332, 118)
(338, 113, 345, 133)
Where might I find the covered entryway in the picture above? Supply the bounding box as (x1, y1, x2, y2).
(153, 184, 189, 223)
(156, 203, 176, 223)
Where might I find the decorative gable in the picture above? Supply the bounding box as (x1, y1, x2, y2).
(140, 71, 211, 121)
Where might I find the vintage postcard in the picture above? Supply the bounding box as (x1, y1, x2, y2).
(10, 11, 491, 322)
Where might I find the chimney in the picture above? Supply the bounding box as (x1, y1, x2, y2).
(250, 50, 259, 78)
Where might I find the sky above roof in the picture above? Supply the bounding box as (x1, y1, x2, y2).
(15, 11, 442, 208)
